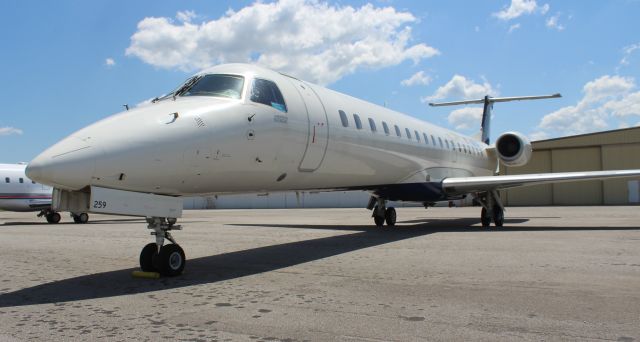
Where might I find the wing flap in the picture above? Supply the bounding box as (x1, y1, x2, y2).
(442, 169, 640, 194)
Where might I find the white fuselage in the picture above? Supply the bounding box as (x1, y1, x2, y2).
(27, 64, 495, 201)
(0, 164, 52, 212)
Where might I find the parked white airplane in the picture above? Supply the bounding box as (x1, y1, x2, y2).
(25, 63, 640, 276)
(0, 163, 89, 223)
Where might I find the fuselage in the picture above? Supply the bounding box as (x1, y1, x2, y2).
(27, 64, 495, 201)
(0, 164, 52, 212)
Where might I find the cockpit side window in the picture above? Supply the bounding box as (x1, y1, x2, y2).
(250, 78, 287, 112)
(180, 74, 244, 99)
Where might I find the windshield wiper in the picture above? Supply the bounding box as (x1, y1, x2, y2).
(173, 75, 203, 100)
(151, 75, 204, 103)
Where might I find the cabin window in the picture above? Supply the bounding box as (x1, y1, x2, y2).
(353, 114, 363, 129)
(339, 110, 349, 127)
(405, 128, 411, 139)
(250, 78, 287, 112)
(414, 130, 420, 142)
(395, 125, 401, 137)
(438, 137, 444, 148)
(382, 122, 390, 135)
(181, 74, 245, 100)
(32, 180, 36, 184)
(368, 118, 377, 132)
(4, 177, 8, 183)
(19, 178, 24, 183)
(431, 135, 436, 146)
(423, 133, 429, 144)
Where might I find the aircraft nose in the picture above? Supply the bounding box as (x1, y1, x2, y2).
(27, 136, 99, 190)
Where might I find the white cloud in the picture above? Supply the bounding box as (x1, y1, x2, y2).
(176, 10, 196, 23)
(422, 74, 498, 102)
(125, 1, 439, 85)
(0, 126, 23, 136)
(105, 58, 116, 66)
(448, 107, 484, 131)
(401, 71, 432, 86)
(493, 0, 549, 21)
(620, 42, 640, 67)
(508, 23, 521, 33)
(533, 75, 640, 138)
(545, 13, 564, 31)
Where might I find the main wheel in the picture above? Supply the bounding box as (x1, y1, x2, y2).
(480, 207, 491, 227)
(78, 213, 89, 223)
(167, 217, 177, 226)
(72, 213, 89, 224)
(385, 207, 396, 226)
(140, 243, 158, 272)
(46, 212, 61, 224)
(492, 206, 504, 227)
(374, 215, 385, 227)
(155, 244, 186, 277)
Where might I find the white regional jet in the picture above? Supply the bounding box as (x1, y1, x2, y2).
(0, 163, 89, 223)
(25, 64, 640, 276)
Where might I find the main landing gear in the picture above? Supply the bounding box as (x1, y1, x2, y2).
(38, 209, 61, 224)
(72, 212, 89, 224)
(369, 197, 396, 227)
(476, 191, 505, 227)
(139, 217, 185, 276)
(37, 210, 89, 224)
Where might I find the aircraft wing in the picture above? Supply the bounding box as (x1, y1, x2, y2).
(442, 169, 640, 195)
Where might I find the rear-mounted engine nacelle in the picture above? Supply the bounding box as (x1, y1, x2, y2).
(495, 131, 532, 167)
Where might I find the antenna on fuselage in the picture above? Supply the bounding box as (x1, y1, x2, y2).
(428, 93, 561, 144)
(123, 104, 130, 111)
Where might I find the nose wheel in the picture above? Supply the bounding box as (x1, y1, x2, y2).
(140, 217, 185, 276)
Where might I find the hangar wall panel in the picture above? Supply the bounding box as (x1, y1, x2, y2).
(503, 150, 552, 206)
(551, 147, 602, 205)
(602, 144, 640, 204)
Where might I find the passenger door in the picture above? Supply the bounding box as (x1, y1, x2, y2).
(293, 81, 329, 171)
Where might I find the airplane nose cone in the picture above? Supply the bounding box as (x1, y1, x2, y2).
(27, 136, 99, 190)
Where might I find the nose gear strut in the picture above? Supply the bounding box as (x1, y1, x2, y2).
(139, 217, 185, 276)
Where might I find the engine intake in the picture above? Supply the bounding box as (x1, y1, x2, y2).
(495, 132, 532, 167)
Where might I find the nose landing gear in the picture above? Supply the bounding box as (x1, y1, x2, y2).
(139, 217, 185, 276)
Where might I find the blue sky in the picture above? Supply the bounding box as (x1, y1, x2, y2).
(1, 0, 639, 163)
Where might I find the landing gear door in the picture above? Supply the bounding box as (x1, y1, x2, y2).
(295, 81, 329, 172)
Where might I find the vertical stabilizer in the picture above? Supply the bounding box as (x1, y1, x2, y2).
(480, 96, 492, 145)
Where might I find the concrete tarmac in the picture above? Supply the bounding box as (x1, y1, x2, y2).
(0, 207, 639, 341)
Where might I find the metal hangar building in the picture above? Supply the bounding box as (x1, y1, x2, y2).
(501, 127, 640, 206)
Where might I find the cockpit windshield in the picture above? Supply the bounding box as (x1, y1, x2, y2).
(181, 74, 244, 99)
(153, 74, 245, 103)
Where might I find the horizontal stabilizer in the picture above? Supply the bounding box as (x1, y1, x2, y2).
(428, 93, 561, 107)
(442, 169, 640, 194)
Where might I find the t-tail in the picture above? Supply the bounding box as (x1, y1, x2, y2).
(428, 93, 562, 144)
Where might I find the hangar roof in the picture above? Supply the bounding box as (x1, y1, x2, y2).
(533, 126, 640, 150)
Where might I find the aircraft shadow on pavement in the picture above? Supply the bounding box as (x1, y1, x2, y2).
(0, 218, 146, 227)
(0, 219, 638, 308)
